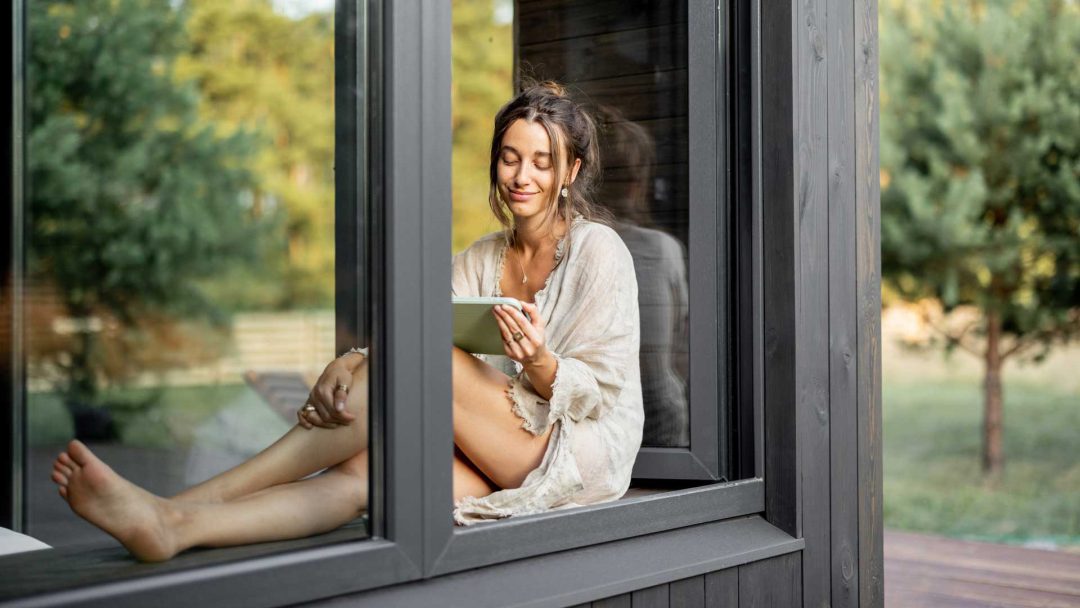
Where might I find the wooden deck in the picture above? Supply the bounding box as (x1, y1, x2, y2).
(885, 529, 1080, 607)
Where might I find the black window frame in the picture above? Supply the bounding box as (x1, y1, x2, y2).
(0, 0, 811, 604)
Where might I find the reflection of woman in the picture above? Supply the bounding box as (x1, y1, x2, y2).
(594, 107, 689, 447)
(50, 82, 643, 560)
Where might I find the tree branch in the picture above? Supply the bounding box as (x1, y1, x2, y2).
(920, 308, 983, 357)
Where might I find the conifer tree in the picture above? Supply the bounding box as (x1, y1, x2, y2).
(880, 0, 1080, 475)
(27, 0, 262, 436)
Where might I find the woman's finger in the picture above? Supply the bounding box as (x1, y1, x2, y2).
(520, 302, 545, 332)
(330, 371, 356, 421)
(492, 307, 517, 343)
(304, 407, 338, 429)
(504, 306, 541, 344)
(297, 407, 313, 430)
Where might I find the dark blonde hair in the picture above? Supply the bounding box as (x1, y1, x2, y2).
(488, 81, 612, 246)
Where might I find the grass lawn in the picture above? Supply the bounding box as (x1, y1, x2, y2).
(27, 383, 253, 448)
(883, 379, 1080, 550)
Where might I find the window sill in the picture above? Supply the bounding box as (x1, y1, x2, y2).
(430, 477, 764, 576)
(332, 514, 802, 608)
(0, 524, 422, 608)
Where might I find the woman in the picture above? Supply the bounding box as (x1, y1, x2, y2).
(49, 82, 643, 560)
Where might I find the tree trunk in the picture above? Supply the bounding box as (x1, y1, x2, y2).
(982, 311, 1004, 476)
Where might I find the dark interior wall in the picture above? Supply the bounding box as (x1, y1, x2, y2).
(516, 0, 689, 245)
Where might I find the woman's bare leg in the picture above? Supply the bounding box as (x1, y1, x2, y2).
(174, 360, 370, 504)
(450, 346, 553, 489)
(52, 440, 493, 562)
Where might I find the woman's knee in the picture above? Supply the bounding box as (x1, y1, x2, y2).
(452, 454, 496, 502)
(332, 450, 368, 479)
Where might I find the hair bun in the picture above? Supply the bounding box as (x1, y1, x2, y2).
(520, 78, 567, 98)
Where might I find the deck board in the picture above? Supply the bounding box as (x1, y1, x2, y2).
(885, 529, 1080, 607)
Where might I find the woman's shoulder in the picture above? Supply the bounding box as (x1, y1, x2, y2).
(570, 219, 631, 257)
(455, 231, 504, 261)
(566, 219, 635, 274)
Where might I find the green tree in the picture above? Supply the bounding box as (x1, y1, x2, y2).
(880, 0, 1080, 475)
(177, 0, 336, 309)
(27, 0, 263, 436)
(452, 0, 514, 252)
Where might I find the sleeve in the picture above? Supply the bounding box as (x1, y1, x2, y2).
(510, 229, 639, 434)
(450, 248, 476, 298)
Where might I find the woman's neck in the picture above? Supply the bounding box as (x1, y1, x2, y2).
(513, 214, 568, 258)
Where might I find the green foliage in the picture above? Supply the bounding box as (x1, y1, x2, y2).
(27, 0, 265, 407)
(880, 0, 1080, 354)
(452, 0, 514, 252)
(178, 0, 336, 309)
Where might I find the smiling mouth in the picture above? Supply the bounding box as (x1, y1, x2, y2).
(509, 190, 538, 200)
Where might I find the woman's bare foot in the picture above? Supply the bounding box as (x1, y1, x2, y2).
(51, 440, 185, 562)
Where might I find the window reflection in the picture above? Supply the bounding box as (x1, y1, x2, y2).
(595, 107, 690, 448)
(519, 0, 691, 448)
(23, 0, 367, 551)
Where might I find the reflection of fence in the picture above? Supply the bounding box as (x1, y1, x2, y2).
(27, 311, 336, 391)
(152, 311, 336, 387)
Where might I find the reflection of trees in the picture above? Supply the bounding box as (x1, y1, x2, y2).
(178, 0, 336, 309)
(27, 0, 263, 437)
(451, 0, 514, 253)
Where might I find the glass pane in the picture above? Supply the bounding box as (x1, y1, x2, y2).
(450, 0, 692, 519)
(22, 0, 370, 555)
(516, 2, 691, 448)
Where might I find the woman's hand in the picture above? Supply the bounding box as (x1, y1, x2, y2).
(297, 353, 363, 430)
(493, 302, 549, 367)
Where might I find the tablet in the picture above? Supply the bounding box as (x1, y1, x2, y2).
(452, 296, 529, 354)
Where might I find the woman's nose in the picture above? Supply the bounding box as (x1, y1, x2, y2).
(513, 164, 532, 187)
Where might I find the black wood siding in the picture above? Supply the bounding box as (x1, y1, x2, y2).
(570, 553, 802, 608)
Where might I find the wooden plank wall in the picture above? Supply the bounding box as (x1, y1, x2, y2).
(765, 0, 884, 605)
(569, 553, 801, 608)
(758, 0, 884, 602)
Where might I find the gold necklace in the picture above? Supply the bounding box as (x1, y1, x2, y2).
(512, 247, 528, 285)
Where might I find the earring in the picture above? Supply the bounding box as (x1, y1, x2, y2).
(560, 186, 569, 198)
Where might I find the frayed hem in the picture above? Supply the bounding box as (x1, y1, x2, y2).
(505, 378, 547, 436)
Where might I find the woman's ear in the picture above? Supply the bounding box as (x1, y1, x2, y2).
(568, 158, 582, 185)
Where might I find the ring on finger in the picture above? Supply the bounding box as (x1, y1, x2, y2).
(335, 383, 350, 395)
(303, 403, 316, 414)
(512, 331, 524, 342)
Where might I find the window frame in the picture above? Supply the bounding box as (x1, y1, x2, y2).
(0, 0, 810, 603)
(420, 0, 769, 577)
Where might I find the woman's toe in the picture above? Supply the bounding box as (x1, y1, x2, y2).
(68, 440, 93, 466)
(51, 470, 67, 485)
(58, 451, 77, 468)
(58, 486, 67, 499)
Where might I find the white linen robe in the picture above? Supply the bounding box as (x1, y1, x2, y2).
(451, 217, 644, 525)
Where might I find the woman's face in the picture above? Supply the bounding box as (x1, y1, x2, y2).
(496, 118, 577, 223)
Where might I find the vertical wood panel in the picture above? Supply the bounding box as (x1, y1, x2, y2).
(670, 575, 705, 608)
(826, 0, 860, 604)
(854, 0, 884, 604)
(632, 584, 670, 608)
(594, 595, 632, 608)
(704, 568, 739, 608)
(759, 0, 799, 539)
(738, 552, 802, 608)
(793, 0, 832, 601)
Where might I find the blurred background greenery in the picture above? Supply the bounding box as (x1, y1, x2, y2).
(880, 0, 1078, 550)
